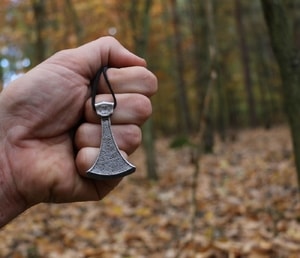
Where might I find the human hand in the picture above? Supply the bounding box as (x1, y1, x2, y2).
(0, 36, 157, 227)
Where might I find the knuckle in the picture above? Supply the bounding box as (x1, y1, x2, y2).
(122, 125, 142, 148)
(134, 95, 152, 123)
(99, 35, 117, 44)
(74, 124, 88, 149)
(141, 69, 158, 96)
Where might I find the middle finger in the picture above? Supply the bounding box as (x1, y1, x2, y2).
(98, 66, 157, 96)
(85, 93, 152, 125)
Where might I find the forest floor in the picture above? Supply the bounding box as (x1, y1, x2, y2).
(0, 126, 299, 258)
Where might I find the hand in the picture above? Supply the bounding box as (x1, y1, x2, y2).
(0, 36, 157, 227)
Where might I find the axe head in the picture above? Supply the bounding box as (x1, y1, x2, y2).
(86, 101, 136, 180)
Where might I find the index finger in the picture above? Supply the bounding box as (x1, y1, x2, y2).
(98, 66, 158, 97)
(52, 36, 147, 79)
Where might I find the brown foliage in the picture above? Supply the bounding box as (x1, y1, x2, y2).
(0, 126, 299, 257)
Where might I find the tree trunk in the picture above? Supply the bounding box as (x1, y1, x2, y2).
(186, 0, 213, 132)
(227, 86, 240, 140)
(254, 36, 275, 128)
(129, 0, 158, 180)
(234, 0, 257, 127)
(216, 72, 228, 141)
(286, 0, 300, 50)
(248, 2, 275, 128)
(31, 0, 47, 65)
(261, 0, 300, 188)
(201, 0, 219, 152)
(64, 0, 83, 46)
(170, 0, 193, 135)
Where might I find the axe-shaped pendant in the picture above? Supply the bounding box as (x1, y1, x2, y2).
(86, 67, 136, 179)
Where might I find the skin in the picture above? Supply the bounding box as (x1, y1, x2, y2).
(0, 36, 157, 228)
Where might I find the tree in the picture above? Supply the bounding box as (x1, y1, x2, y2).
(128, 0, 158, 180)
(31, 0, 47, 65)
(234, 0, 257, 127)
(261, 0, 300, 188)
(202, 0, 219, 152)
(248, 1, 276, 128)
(170, 0, 193, 135)
(64, 0, 83, 46)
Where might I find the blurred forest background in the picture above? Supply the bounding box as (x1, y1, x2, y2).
(1, 0, 300, 257)
(0, 0, 296, 129)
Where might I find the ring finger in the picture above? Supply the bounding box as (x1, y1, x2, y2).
(75, 123, 142, 155)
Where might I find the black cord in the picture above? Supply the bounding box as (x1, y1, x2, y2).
(91, 66, 117, 112)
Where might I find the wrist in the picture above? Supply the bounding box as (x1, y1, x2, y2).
(0, 144, 27, 228)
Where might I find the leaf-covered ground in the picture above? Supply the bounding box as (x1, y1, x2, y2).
(1, 126, 299, 258)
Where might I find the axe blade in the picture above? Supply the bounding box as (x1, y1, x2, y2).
(86, 102, 136, 180)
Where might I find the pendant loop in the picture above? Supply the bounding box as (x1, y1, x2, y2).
(91, 66, 117, 112)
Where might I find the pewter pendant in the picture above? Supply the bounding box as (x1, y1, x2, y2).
(86, 101, 136, 179)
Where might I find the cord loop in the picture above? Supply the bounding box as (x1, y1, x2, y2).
(91, 66, 117, 112)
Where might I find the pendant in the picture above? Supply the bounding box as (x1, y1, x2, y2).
(86, 101, 136, 179)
